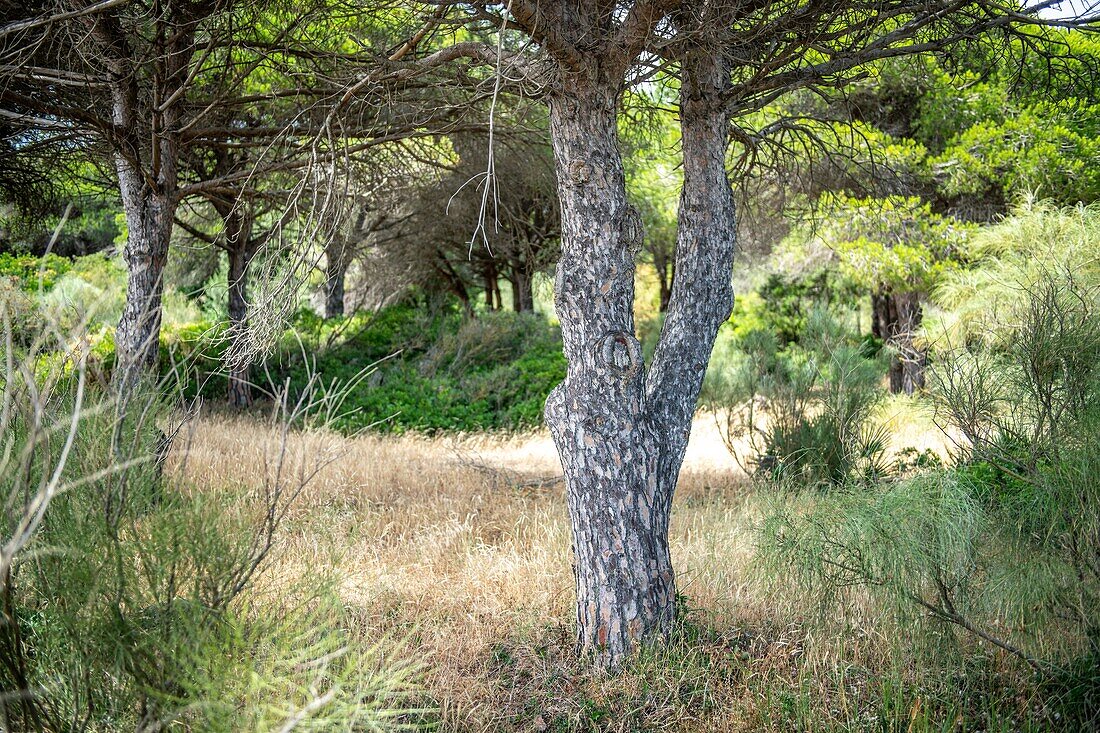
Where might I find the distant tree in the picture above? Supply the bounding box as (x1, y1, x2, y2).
(0, 0, 481, 400)
(349, 126, 558, 316)
(320, 148, 425, 319)
(405, 130, 559, 314)
(821, 195, 974, 394)
(623, 117, 680, 313)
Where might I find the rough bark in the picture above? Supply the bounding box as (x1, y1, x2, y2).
(543, 80, 663, 665)
(646, 46, 737, 524)
(114, 159, 175, 395)
(103, 14, 193, 397)
(542, 31, 737, 667)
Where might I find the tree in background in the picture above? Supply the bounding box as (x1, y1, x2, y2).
(0, 0, 243, 392)
(399, 129, 560, 314)
(734, 32, 1100, 392)
(0, 0, 483, 401)
(322, 158, 418, 319)
(821, 196, 973, 394)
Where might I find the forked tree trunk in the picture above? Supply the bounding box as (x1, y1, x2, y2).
(114, 163, 175, 395)
(543, 50, 735, 667)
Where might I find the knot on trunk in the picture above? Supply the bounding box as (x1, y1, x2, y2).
(567, 159, 592, 186)
(596, 330, 642, 382)
(619, 205, 644, 257)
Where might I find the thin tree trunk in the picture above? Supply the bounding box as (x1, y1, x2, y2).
(325, 240, 347, 319)
(895, 291, 926, 395)
(114, 162, 174, 395)
(510, 263, 535, 312)
(647, 45, 737, 521)
(872, 292, 904, 393)
(224, 209, 255, 408)
(483, 268, 498, 311)
(657, 264, 672, 313)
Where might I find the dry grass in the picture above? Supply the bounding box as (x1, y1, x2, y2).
(168, 413, 1034, 732)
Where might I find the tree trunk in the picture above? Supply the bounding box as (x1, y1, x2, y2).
(544, 79, 667, 667)
(510, 263, 535, 312)
(894, 291, 926, 395)
(871, 292, 895, 342)
(324, 241, 347, 319)
(872, 291, 925, 395)
(656, 263, 673, 314)
(647, 46, 737, 520)
(543, 48, 736, 668)
(106, 20, 191, 398)
(114, 163, 174, 395)
(483, 268, 498, 311)
(224, 210, 255, 408)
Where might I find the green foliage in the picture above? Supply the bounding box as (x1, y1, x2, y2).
(274, 306, 566, 433)
(0, 251, 71, 291)
(819, 195, 973, 294)
(0, 370, 421, 730)
(0, 189, 121, 257)
(759, 266, 1100, 728)
(933, 201, 1100, 345)
(731, 270, 845, 347)
(936, 105, 1100, 204)
(705, 310, 888, 487)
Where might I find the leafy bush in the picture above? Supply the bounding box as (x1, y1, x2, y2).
(759, 269, 1100, 728)
(705, 310, 888, 486)
(0, 251, 71, 291)
(0, 308, 422, 731)
(273, 306, 566, 433)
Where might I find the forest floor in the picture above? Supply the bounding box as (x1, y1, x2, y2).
(169, 406, 1020, 732)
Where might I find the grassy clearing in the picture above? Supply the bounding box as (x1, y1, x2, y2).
(174, 413, 1056, 732)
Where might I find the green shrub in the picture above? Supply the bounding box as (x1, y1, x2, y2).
(0, 252, 71, 291)
(0, 313, 422, 730)
(759, 268, 1100, 728)
(271, 306, 566, 433)
(705, 309, 888, 486)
